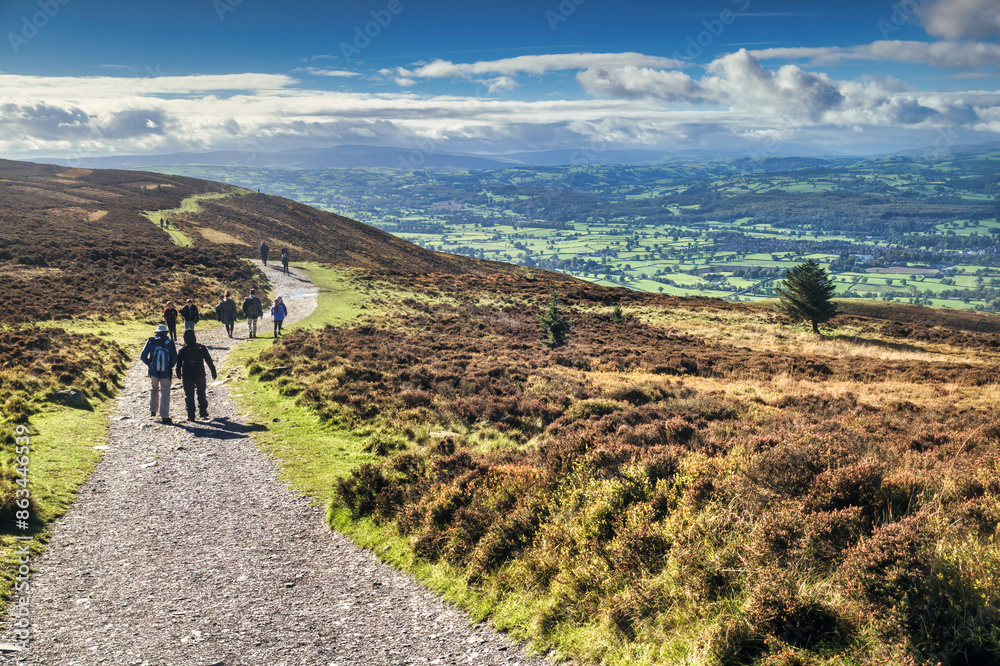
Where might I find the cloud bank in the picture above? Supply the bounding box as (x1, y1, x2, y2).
(0, 46, 997, 160)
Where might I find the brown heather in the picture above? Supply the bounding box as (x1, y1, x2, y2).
(254, 278, 1000, 665)
(4, 158, 999, 665)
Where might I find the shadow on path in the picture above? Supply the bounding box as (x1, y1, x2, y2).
(174, 416, 269, 440)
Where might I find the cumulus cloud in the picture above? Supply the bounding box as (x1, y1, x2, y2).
(918, 0, 1000, 39)
(751, 40, 1000, 69)
(484, 76, 519, 94)
(578, 49, 987, 129)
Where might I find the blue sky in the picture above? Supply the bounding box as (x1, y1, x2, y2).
(1, 0, 998, 160)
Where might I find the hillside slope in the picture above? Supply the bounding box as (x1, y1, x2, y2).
(0, 159, 571, 322)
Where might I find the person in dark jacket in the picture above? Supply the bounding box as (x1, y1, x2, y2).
(176, 329, 217, 421)
(215, 290, 238, 338)
(242, 289, 264, 338)
(280, 249, 289, 275)
(140, 324, 178, 423)
(180, 299, 200, 332)
(259, 241, 269, 266)
(163, 301, 179, 341)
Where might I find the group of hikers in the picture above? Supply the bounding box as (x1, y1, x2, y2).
(259, 241, 290, 275)
(161, 290, 287, 341)
(143, 290, 288, 424)
(141, 240, 293, 424)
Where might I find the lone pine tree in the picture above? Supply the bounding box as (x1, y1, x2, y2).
(539, 291, 571, 348)
(776, 259, 838, 334)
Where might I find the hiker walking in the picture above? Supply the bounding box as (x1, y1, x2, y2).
(215, 290, 238, 338)
(259, 241, 269, 266)
(270, 296, 288, 338)
(180, 298, 200, 331)
(176, 330, 217, 422)
(140, 324, 178, 424)
(163, 301, 179, 341)
(280, 248, 289, 275)
(242, 288, 264, 338)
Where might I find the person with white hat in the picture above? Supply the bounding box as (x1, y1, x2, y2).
(140, 324, 178, 424)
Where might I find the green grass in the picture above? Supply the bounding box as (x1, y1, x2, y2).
(142, 189, 252, 247)
(0, 402, 112, 609)
(222, 261, 374, 498)
(141, 210, 192, 246)
(34, 319, 161, 353)
(292, 261, 372, 328)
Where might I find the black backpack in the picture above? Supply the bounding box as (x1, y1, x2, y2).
(182, 345, 205, 374)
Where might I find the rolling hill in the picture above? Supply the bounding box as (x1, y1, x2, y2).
(0, 158, 572, 322)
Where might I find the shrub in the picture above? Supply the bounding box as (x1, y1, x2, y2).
(838, 516, 930, 633)
(336, 463, 394, 519)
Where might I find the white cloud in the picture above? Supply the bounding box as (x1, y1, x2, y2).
(0, 60, 996, 160)
(395, 52, 686, 82)
(751, 40, 1000, 69)
(300, 68, 362, 77)
(578, 49, 990, 129)
(0, 73, 297, 98)
(918, 0, 1000, 39)
(485, 76, 519, 94)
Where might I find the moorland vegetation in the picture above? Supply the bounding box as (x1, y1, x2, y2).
(2, 159, 999, 664)
(248, 272, 1000, 665)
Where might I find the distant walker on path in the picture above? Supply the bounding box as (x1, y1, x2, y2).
(176, 329, 217, 421)
(242, 289, 264, 339)
(259, 241, 269, 266)
(139, 324, 178, 424)
(281, 248, 289, 275)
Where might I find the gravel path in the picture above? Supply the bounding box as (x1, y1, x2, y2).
(2, 262, 547, 665)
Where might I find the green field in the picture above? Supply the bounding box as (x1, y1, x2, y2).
(151, 151, 1000, 312)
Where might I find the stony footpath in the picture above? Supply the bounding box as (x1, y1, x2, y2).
(2, 263, 545, 666)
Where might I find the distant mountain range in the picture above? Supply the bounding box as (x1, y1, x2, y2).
(30, 141, 1000, 171)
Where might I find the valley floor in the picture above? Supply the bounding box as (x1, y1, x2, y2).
(0, 263, 541, 664)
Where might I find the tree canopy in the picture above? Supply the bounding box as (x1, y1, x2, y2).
(776, 259, 838, 334)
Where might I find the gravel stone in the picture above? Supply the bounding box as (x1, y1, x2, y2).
(3, 263, 548, 666)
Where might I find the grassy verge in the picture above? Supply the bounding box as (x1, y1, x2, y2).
(0, 402, 113, 611)
(292, 261, 373, 328)
(223, 262, 372, 498)
(223, 263, 550, 655)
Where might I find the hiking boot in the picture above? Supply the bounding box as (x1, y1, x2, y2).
(151, 410, 156, 417)
(188, 412, 196, 421)
(200, 412, 209, 419)
(161, 416, 173, 424)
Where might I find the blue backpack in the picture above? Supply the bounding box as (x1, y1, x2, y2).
(150, 339, 171, 374)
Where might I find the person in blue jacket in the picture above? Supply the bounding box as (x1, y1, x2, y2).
(270, 296, 288, 338)
(140, 324, 178, 424)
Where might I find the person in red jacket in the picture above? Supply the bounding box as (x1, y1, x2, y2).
(163, 301, 179, 341)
